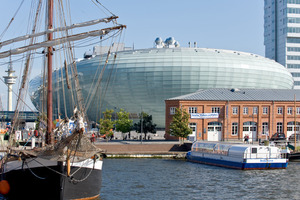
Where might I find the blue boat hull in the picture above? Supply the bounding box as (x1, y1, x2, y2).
(186, 153, 288, 170)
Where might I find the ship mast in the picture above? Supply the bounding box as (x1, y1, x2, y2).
(46, 0, 54, 145)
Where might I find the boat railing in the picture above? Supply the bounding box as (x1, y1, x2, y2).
(193, 149, 286, 160)
(244, 152, 282, 159)
(192, 148, 229, 156)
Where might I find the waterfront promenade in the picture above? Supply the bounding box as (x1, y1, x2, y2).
(95, 139, 191, 158)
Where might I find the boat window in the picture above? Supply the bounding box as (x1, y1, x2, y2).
(252, 148, 257, 153)
(192, 142, 231, 155)
(191, 142, 216, 152)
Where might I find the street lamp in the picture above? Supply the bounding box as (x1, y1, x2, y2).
(141, 113, 143, 144)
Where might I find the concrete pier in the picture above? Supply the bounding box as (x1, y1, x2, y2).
(95, 140, 191, 158)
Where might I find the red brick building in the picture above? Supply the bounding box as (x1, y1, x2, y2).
(165, 88, 300, 142)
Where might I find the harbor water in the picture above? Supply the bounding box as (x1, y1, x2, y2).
(100, 159, 300, 200)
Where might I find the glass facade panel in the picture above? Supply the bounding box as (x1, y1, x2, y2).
(30, 47, 294, 128)
(288, 0, 300, 4)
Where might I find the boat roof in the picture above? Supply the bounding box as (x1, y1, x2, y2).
(191, 141, 269, 149)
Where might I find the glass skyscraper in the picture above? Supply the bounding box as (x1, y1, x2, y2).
(264, 0, 300, 88)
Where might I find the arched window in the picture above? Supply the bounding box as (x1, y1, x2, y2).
(208, 122, 222, 126)
(243, 121, 257, 126)
(287, 121, 300, 132)
(207, 122, 222, 132)
(243, 121, 257, 132)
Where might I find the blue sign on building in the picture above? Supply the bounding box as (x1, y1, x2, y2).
(190, 113, 219, 119)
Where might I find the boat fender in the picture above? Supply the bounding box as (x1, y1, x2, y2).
(0, 180, 10, 195)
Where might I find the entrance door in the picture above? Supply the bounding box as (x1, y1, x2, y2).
(243, 121, 257, 142)
(207, 122, 222, 141)
(188, 123, 197, 141)
(287, 122, 300, 138)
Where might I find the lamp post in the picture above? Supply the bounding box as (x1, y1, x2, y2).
(140, 110, 143, 144)
(114, 107, 118, 139)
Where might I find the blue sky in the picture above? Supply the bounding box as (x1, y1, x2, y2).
(0, 0, 264, 110)
(105, 0, 265, 55)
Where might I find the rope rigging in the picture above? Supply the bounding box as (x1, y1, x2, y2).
(0, 0, 25, 41)
(0, 0, 124, 188)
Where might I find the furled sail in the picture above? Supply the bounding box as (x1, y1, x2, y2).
(0, 16, 119, 49)
(0, 25, 125, 59)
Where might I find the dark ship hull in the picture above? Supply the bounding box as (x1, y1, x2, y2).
(2, 157, 102, 200)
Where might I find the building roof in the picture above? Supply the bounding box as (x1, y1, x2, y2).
(167, 88, 300, 102)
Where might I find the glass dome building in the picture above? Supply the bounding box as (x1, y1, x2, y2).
(29, 38, 294, 128)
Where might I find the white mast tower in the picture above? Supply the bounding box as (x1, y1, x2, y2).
(3, 58, 17, 111)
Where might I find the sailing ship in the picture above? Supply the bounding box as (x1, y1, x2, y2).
(0, 1, 125, 199)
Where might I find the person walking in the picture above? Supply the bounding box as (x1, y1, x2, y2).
(244, 135, 249, 144)
(91, 133, 96, 143)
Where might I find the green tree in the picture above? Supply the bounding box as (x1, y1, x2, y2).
(134, 112, 156, 140)
(168, 107, 192, 144)
(99, 109, 114, 141)
(116, 109, 133, 140)
(35, 113, 47, 132)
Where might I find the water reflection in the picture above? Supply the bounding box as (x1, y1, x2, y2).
(100, 159, 300, 200)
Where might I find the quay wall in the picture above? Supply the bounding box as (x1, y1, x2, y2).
(95, 142, 191, 158)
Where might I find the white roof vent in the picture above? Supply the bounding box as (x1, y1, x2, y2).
(230, 88, 240, 92)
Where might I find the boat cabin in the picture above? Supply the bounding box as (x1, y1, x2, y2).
(191, 141, 287, 160)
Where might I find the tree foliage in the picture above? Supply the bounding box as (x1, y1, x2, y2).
(35, 113, 47, 131)
(168, 107, 192, 143)
(134, 112, 156, 139)
(99, 109, 114, 139)
(116, 109, 133, 137)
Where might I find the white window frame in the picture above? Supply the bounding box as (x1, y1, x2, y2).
(287, 107, 293, 115)
(263, 107, 268, 115)
(262, 122, 269, 135)
(243, 107, 248, 115)
(189, 107, 197, 114)
(277, 122, 283, 133)
(232, 122, 238, 136)
(232, 107, 238, 115)
(253, 107, 258, 115)
(170, 107, 176, 115)
(277, 107, 283, 115)
(211, 107, 220, 113)
(297, 107, 300, 115)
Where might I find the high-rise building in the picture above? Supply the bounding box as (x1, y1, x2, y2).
(264, 0, 300, 89)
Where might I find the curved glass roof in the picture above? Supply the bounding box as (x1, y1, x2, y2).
(29, 47, 294, 128)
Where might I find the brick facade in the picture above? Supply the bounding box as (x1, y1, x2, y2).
(165, 99, 300, 141)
